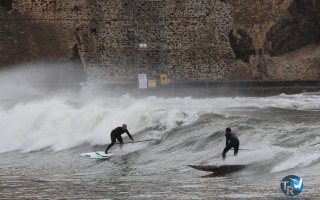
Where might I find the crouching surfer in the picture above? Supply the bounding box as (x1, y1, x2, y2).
(105, 124, 134, 154)
(222, 127, 239, 161)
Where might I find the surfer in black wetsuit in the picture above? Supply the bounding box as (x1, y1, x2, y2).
(105, 124, 134, 154)
(222, 127, 239, 161)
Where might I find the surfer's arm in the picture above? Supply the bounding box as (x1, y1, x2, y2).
(126, 130, 134, 141)
(225, 133, 230, 146)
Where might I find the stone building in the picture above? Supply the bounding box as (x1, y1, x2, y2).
(0, 0, 319, 81)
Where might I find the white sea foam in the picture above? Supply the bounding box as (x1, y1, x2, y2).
(271, 153, 320, 172)
(0, 95, 210, 153)
(1, 91, 320, 153)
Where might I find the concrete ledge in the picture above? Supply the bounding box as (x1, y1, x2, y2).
(100, 80, 320, 97)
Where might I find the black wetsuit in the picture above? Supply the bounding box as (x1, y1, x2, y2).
(222, 131, 239, 159)
(105, 127, 133, 154)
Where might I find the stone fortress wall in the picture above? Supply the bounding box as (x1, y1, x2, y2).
(0, 0, 319, 81)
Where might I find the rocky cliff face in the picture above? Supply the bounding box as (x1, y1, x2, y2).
(0, 0, 319, 81)
(0, 0, 90, 67)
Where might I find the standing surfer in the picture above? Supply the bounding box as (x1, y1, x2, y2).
(105, 124, 134, 154)
(222, 127, 239, 160)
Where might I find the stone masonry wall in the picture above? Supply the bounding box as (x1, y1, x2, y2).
(78, 0, 235, 81)
(0, 0, 319, 81)
(0, 0, 91, 67)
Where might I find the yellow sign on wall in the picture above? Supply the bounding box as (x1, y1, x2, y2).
(160, 74, 168, 85)
(148, 80, 157, 88)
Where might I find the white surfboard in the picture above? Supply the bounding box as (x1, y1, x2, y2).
(80, 151, 115, 159)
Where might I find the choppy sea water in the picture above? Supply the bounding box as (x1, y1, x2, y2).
(0, 71, 319, 199)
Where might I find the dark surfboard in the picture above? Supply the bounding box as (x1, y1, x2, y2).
(188, 164, 246, 173)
